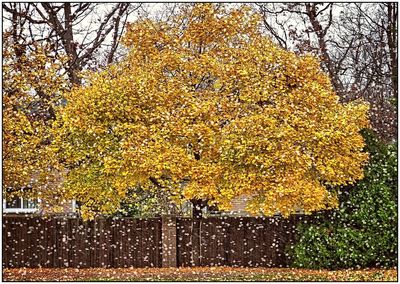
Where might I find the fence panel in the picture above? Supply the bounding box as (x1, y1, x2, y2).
(176, 216, 305, 268)
(2, 216, 162, 268)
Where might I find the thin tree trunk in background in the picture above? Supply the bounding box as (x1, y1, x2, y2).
(387, 3, 398, 98)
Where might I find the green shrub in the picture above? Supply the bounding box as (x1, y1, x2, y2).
(290, 129, 397, 269)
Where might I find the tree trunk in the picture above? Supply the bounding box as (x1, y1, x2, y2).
(191, 199, 207, 219)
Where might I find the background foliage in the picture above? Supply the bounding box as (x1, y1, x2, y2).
(290, 129, 397, 269)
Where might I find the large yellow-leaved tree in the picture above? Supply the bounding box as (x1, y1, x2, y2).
(53, 4, 369, 219)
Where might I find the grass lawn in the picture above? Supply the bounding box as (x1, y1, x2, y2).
(3, 267, 397, 281)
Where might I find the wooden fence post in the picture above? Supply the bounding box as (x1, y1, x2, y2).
(161, 215, 177, 267)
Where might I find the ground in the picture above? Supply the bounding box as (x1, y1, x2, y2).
(3, 267, 397, 281)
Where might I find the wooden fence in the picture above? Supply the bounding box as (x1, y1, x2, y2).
(176, 216, 304, 267)
(2, 216, 162, 268)
(3, 215, 309, 268)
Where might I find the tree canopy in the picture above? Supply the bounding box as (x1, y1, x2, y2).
(53, 4, 369, 219)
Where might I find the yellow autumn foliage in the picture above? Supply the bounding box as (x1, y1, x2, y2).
(3, 32, 68, 203)
(53, 4, 369, 218)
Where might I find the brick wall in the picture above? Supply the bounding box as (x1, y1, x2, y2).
(229, 195, 251, 216)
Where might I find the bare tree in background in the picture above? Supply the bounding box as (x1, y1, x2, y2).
(256, 3, 397, 142)
(2, 2, 144, 129)
(3, 3, 143, 85)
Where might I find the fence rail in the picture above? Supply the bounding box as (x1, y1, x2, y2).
(3, 215, 310, 268)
